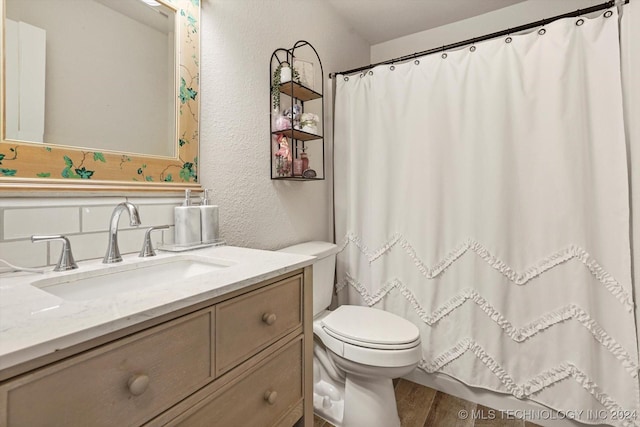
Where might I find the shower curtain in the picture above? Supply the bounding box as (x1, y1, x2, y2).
(334, 8, 639, 425)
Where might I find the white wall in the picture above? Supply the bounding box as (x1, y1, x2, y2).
(5, 0, 174, 156)
(199, 0, 370, 250)
(371, 0, 604, 63)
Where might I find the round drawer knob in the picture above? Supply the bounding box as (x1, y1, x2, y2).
(127, 374, 150, 396)
(262, 312, 277, 325)
(264, 390, 278, 405)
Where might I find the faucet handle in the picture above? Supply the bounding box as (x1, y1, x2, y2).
(139, 226, 170, 257)
(32, 235, 79, 272)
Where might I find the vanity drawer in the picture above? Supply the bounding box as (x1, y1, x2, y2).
(169, 337, 303, 427)
(0, 311, 212, 427)
(215, 274, 302, 375)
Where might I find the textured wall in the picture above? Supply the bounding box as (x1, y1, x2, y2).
(199, 0, 370, 250)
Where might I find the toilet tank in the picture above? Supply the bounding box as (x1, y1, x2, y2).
(278, 241, 338, 316)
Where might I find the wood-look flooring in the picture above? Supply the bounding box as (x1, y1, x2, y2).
(313, 379, 542, 427)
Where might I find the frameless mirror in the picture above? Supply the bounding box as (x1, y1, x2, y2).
(4, 0, 176, 157)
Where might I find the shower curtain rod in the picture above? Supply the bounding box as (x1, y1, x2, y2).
(329, 0, 628, 78)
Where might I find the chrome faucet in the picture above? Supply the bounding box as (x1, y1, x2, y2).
(103, 202, 142, 263)
(32, 235, 78, 271)
(139, 225, 169, 257)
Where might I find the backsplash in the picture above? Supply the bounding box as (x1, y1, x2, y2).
(0, 197, 183, 268)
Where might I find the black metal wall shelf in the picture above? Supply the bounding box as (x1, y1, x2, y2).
(270, 41, 324, 181)
(271, 128, 322, 142)
(278, 81, 322, 102)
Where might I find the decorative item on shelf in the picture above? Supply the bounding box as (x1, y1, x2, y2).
(271, 61, 300, 110)
(293, 58, 314, 89)
(293, 158, 303, 177)
(300, 147, 310, 172)
(280, 62, 292, 83)
(283, 105, 302, 130)
(302, 169, 317, 179)
(274, 134, 292, 177)
(273, 109, 290, 131)
(300, 113, 319, 135)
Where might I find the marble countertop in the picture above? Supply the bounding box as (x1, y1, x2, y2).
(0, 246, 314, 373)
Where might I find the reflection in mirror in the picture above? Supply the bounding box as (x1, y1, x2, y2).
(4, 0, 176, 157)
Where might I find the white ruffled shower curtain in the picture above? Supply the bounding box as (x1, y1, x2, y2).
(334, 8, 639, 426)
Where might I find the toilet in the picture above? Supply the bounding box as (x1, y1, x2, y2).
(279, 241, 421, 427)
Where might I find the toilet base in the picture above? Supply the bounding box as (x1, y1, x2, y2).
(343, 374, 400, 427)
(313, 381, 345, 426)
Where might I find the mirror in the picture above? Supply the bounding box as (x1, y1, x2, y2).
(0, 0, 200, 193)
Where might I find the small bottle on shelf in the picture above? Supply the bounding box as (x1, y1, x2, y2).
(300, 147, 309, 172)
(293, 158, 303, 176)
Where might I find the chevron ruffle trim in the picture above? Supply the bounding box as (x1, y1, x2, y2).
(337, 233, 634, 311)
(338, 274, 638, 377)
(420, 339, 638, 427)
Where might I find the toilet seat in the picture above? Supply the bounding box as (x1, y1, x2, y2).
(320, 305, 420, 348)
(323, 328, 419, 350)
(315, 306, 422, 368)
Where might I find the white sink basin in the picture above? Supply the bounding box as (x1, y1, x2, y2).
(31, 255, 233, 301)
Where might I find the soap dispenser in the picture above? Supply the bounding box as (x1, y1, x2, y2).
(174, 189, 201, 246)
(200, 189, 219, 244)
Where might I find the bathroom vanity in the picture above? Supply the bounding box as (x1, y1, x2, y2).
(0, 246, 314, 427)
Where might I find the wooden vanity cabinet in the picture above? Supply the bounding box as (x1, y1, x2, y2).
(0, 267, 313, 427)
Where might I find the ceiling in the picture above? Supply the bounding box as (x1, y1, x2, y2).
(326, 0, 526, 45)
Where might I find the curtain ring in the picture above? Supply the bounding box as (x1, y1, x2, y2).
(359, 73, 365, 78)
(441, 53, 448, 59)
(414, 59, 420, 65)
(505, 37, 513, 43)
(604, 10, 613, 18)
(390, 65, 395, 71)
(470, 45, 476, 52)
(344, 76, 349, 81)
(368, 70, 374, 76)
(538, 28, 546, 35)
(576, 18, 585, 26)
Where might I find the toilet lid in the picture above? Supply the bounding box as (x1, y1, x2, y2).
(320, 305, 420, 347)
